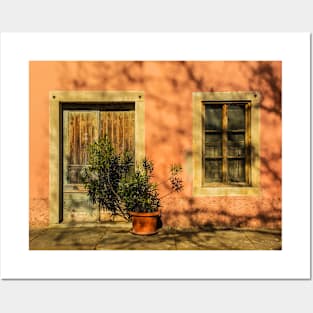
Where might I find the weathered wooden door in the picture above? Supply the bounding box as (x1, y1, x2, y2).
(62, 106, 135, 223)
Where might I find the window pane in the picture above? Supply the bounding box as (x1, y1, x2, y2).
(65, 111, 98, 184)
(205, 106, 222, 130)
(205, 159, 222, 183)
(67, 165, 84, 184)
(205, 133, 222, 157)
(228, 133, 245, 157)
(100, 110, 135, 157)
(228, 159, 245, 182)
(228, 105, 245, 130)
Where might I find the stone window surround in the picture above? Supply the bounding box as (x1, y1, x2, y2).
(192, 91, 261, 196)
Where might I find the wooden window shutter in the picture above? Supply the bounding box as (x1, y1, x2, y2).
(204, 102, 251, 185)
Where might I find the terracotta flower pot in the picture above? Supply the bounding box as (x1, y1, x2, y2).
(130, 211, 161, 235)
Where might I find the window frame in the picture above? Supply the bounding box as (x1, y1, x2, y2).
(192, 91, 261, 196)
(203, 101, 250, 186)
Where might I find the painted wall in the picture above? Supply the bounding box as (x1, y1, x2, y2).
(29, 61, 282, 229)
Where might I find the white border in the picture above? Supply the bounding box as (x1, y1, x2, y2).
(0, 33, 310, 279)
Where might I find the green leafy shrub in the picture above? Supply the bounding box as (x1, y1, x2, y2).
(80, 136, 133, 221)
(81, 136, 183, 221)
(119, 158, 160, 213)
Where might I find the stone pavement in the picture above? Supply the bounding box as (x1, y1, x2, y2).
(29, 222, 281, 250)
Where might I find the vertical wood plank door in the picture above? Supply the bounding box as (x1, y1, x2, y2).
(63, 107, 135, 223)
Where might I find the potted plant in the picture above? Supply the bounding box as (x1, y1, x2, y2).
(81, 136, 183, 235)
(119, 159, 183, 235)
(117, 158, 160, 234)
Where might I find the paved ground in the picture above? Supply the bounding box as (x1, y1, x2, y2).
(29, 222, 281, 250)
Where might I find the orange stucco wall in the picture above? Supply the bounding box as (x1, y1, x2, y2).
(29, 61, 282, 229)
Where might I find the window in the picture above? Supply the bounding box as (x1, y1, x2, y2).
(204, 102, 250, 185)
(192, 92, 260, 196)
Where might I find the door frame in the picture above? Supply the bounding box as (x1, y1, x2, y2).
(49, 91, 145, 225)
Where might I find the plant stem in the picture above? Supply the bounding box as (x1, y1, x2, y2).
(160, 190, 174, 199)
(98, 203, 101, 223)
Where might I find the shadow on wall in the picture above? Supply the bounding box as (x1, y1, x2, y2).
(246, 61, 281, 117)
(143, 61, 281, 228)
(58, 61, 144, 90)
(160, 197, 282, 229)
(55, 61, 281, 229)
(245, 62, 282, 190)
